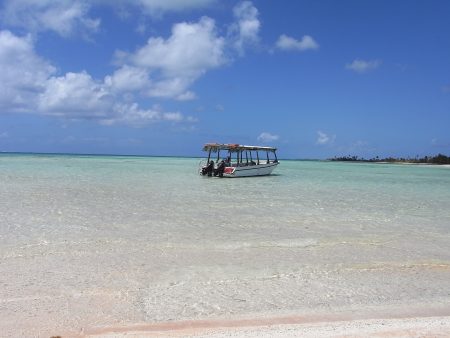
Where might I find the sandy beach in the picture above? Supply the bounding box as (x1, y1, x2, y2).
(85, 318, 450, 338)
(86, 313, 450, 337)
(81, 299, 450, 337)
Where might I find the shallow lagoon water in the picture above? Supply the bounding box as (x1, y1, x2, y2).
(1, 154, 450, 336)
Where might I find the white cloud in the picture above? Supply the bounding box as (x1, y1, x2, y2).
(176, 91, 196, 101)
(104, 65, 150, 93)
(146, 77, 192, 98)
(101, 103, 182, 126)
(276, 34, 319, 51)
(118, 16, 225, 99)
(105, 0, 217, 19)
(257, 132, 279, 143)
(316, 131, 335, 145)
(0, 0, 100, 37)
(0, 0, 218, 37)
(1, 2, 263, 111)
(229, 1, 260, 55)
(0, 30, 55, 112)
(2, 3, 270, 126)
(130, 17, 225, 76)
(102, 103, 161, 125)
(38, 71, 113, 118)
(133, 0, 216, 17)
(346, 59, 381, 73)
(163, 112, 184, 122)
(0, 30, 192, 127)
(106, 4, 263, 100)
(39, 73, 189, 125)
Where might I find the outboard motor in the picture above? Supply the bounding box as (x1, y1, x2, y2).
(214, 160, 226, 177)
(202, 160, 214, 176)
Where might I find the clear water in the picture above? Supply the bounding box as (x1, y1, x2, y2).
(1, 154, 450, 336)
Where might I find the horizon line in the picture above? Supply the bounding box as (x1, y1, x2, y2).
(0, 151, 320, 161)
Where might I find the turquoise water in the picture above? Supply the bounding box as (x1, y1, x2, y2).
(1, 154, 450, 335)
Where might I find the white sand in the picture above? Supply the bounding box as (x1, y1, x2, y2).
(87, 316, 450, 337)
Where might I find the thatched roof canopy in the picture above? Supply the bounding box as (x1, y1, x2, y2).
(202, 143, 277, 152)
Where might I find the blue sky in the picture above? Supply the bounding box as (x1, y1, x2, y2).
(0, 0, 449, 159)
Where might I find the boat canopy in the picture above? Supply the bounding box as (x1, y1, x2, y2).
(202, 143, 277, 153)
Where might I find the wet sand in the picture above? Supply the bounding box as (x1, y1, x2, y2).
(80, 302, 450, 337)
(86, 312, 450, 337)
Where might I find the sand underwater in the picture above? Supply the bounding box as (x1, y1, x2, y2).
(1, 154, 450, 336)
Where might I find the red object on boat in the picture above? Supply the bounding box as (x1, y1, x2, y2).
(224, 167, 234, 174)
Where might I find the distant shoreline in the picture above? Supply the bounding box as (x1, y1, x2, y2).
(2, 151, 450, 164)
(329, 154, 450, 165)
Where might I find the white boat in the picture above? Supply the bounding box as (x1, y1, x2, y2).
(199, 143, 279, 178)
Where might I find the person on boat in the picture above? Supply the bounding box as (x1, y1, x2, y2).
(202, 160, 214, 176)
(214, 159, 226, 177)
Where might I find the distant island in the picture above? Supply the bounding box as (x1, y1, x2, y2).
(329, 153, 450, 165)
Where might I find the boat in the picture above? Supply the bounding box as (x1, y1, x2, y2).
(199, 143, 279, 177)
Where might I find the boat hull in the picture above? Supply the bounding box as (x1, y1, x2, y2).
(223, 162, 278, 177)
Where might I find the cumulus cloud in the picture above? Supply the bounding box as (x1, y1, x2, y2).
(0, 3, 269, 126)
(276, 34, 319, 51)
(104, 65, 150, 93)
(346, 59, 381, 73)
(257, 132, 279, 143)
(2, 1, 262, 104)
(0, 0, 100, 37)
(38, 72, 113, 118)
(146, 77, 194, 98)
(0, 30, 190, 126)
(117, 16, 225, 99)
(130, 17, 225, 76)
(229, 1, 260, 55)
(0, 30, 55, 112)
(38, 72, 185, 125)
(316, 131, 335, 145)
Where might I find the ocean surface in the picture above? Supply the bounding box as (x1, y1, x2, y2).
(1, 154, 450, 336)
